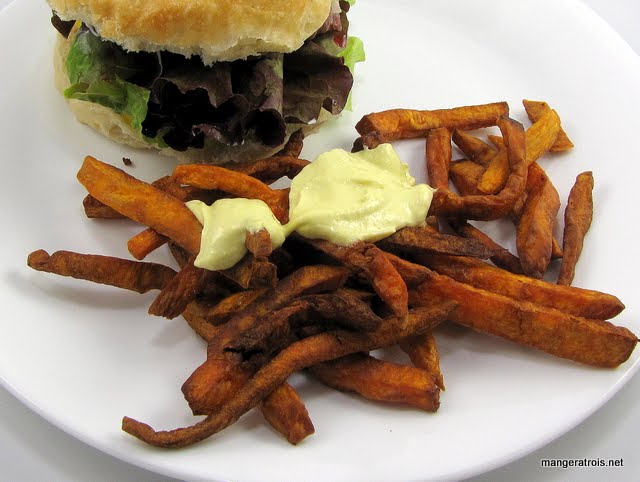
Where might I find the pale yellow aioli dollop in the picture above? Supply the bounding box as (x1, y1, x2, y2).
(186, 198, 286, 270)
(186, 143, 435, 271)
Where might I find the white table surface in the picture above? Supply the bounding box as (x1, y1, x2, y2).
(1, 1, 639, 481)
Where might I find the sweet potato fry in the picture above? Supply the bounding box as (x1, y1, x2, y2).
(167, 242, 191, 269)
(83, 194, 124, 219)
(181, 302, 222, 342)
(181, 356, 254, 416)
(416, 253, 624, 320)
(27, 250, 176, 293)
(207, 265, 349, 356)
(224, 155, 311, 185)
(451, 130, 497, 167)
(558, 171, 594, 286)
(400, 332, 445, 390)
(259, 381, 315, 445)
(551, 238, 563, 260)
(450, 221, 523, 274)
(426, 127, 452, 190)
(122, 302, 456, 448)
(148, 256, 209, 319)
(171, 165, 290, 223)
(378, 226, 496, 259)
(301, 238, 408, 317)
(274, 129, 306, 158)
(449, 159, 484, 196)
(382, 252, 431, 288)
(410, 269, 637, 368)
(425, 215, 440, 231)
(516, 162, 561, 278)
(476, 140, 508, 194)
(430, 116, 528, 220)
(127, 177, 197, 260)
(523, 100, 574, 152)
(182, 306, 300, 423)
(524, 108, 562, 165)
(309, 353, 440, 411)
(226, 305, 302, 360)
(477, 109, 561, 195)
(190, 289, 268, 326)
(293, 291, 382, 332)
(184, 265, 390, 416)
(77, 156, 202, 255)
(354, 102, 509, 149)
(219, 255, 278, 289)
(128, 228, 169, 261)
(246, 229, 273, 258)
(184, 305, 302, 417)
(487, 135, 563, 263)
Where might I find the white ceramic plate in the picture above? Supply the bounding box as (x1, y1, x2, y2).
(1, 0, 639, 480)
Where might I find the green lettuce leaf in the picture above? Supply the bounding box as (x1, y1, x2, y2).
(64, 28, 152, 132)
(338, 36, 365, 74)
(337, 36, 365, 110)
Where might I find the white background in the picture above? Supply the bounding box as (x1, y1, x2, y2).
(0, 0, 638, 480)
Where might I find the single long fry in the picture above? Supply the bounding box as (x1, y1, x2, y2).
(293, 291, 382, 332)
(399, 332, 445, 390)
(426, 127, 452, 190)
(430, 116, 528, 220)
(516, 162, 561, 278)
(415, 253, 625, 320)
(378, 226, 496, 259)
(122, 302, 456, 448)
(27, 250, 176, 293)
(354, 102, 509, 149)
(452, 130, 497, 167)
(450, 221, 523, 274)
(171, 165, 289, 223)
(410, 269, 637, 368)
(309, 353, 440, 411)
(148, 257, 208, 319)
(523, 100, 574, 152)
(225, 155, 310, 185)
(558, 171, 594, 285)
(77, 156, 202, 254)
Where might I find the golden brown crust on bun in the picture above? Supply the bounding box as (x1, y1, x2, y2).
(48, 0, 334, 64)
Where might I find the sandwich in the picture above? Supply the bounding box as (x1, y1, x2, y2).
(48, 0, 364, 163)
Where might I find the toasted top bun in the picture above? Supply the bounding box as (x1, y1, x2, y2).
(54, 30, 331, 164)
(48, 0, 334, 64)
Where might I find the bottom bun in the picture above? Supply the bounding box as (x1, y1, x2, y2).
(54, 33, 332, 164)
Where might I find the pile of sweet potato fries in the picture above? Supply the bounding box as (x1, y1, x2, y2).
(27, 101, 638, 449)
